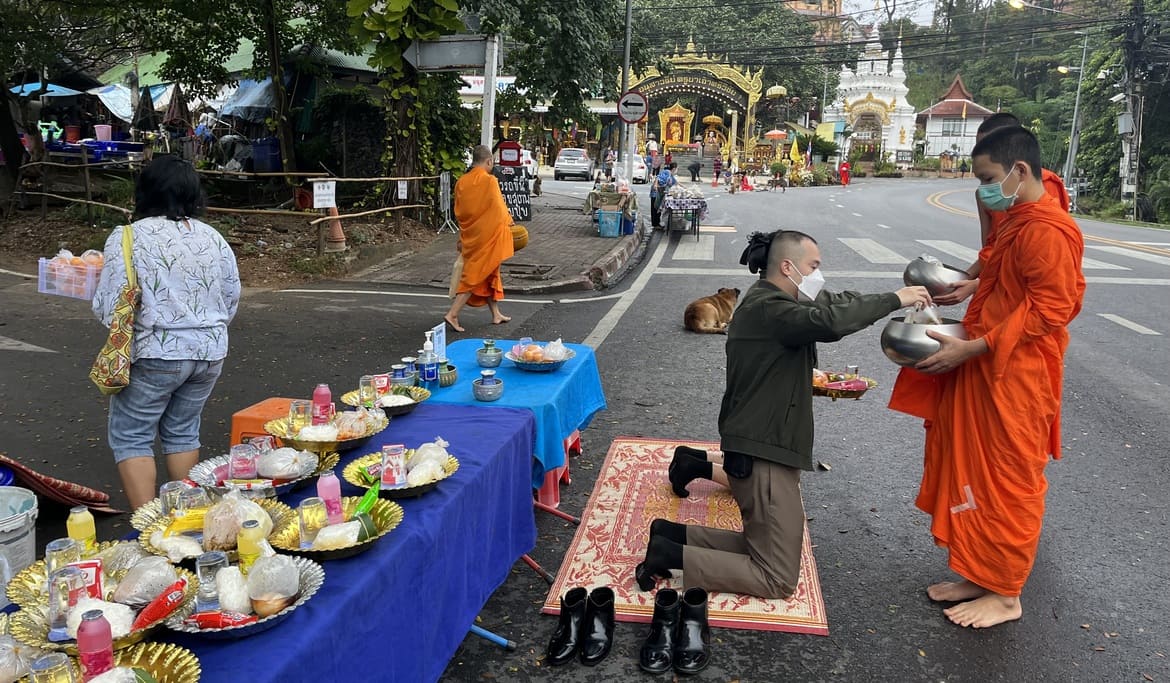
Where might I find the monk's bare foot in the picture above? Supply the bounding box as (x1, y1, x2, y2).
(491, 315, 511, 324)
(444, 314, 465, 332)
(927, 579, 987, 602)
(943, 593, 1022, 628)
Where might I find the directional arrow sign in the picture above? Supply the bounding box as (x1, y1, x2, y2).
(403, 35, 489, 72)
(618, 91, 648, 124)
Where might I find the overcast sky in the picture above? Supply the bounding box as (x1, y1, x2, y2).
(841, 0, 935, 27)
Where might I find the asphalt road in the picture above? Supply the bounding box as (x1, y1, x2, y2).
(1, 175, 1166, 681)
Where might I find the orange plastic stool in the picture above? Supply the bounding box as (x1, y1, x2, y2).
(535, 430, 581, 508)
(229, 397, 297, 447)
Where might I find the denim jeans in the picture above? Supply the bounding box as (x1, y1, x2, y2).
(107, 358, 224, 462)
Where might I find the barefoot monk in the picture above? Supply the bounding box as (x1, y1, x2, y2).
(445, 145, 514, 332)
(890, 126, 1085, 628)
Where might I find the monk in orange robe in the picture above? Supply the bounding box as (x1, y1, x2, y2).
(936, 112, 1070, 306)
(444, 145, 515, 332)
(889, 126, 1085, 628)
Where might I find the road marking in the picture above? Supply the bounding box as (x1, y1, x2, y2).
(0, 267, 35, 278)
(835, 204, 845, 208)
(837, 238, 908, 264)
(584, 236, 669, 349)
(0, 335, 56, 353)
(1085, 235, 1170, 257)
(916, 240, 979, 264)
(1133, 242, 1170, 247)
(1078, 255, 1130, 270)
(1087, 245, 1170, 267)
(673, 235, 716, 261)
(926, 190, 976, 218)
(1084, 276, 1170, 286)
(653, 268, 1170, 286)
(700, 225, 737, 233)
(851, 212, 863, 217)
(877, 223, 892, 230)
(280, 288, 556, 304)
(1098, 314, 1161, 335)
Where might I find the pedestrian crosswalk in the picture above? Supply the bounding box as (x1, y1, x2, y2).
(836, 238, 907, 264)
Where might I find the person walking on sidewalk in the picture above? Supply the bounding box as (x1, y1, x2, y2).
(650, 162, 678, 229)
(445, 145, 514, 332)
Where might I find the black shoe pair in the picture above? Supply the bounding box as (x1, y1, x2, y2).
(639, 587, 711, 675)
(546, 586, 615, 666)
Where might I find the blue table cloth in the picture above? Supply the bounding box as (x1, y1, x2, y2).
(427, 339, 607, 489)
(165, 403, 537, 683)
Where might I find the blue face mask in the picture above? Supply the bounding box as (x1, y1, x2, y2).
(976, 167, 1020, 211)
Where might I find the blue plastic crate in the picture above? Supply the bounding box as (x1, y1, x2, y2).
(597, 210, 622, 238)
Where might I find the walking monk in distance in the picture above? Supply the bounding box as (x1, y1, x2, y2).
(445, 145, 514, 332)
(890, 126, 1085, 628)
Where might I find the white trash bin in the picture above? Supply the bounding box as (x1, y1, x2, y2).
(0, 486, 39, 609)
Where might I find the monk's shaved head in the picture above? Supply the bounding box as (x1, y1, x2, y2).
(977, 112, 1021, 138)
(972, 126, 1042, 180)
(471, 145, 492, 165)
(766, 230, 817, 278)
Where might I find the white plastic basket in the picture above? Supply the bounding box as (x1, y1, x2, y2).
(38, 258, 101, 299)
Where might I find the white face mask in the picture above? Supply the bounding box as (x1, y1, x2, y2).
(786, 261, 825, 301)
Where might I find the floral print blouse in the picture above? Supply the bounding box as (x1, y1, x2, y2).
(92, 216, 241, 361)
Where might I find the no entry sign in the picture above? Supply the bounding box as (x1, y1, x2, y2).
(618, 91, 648, 124)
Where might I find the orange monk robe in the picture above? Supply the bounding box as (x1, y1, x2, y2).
(978, 168, 1069, 261)
(454, 167, 515, 307)
(890, 192, 1085, 597)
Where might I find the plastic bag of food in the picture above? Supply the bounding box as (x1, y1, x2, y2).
(311, 521, 360, 550)
(904, 304, 943, 325)
(202, 489, 273, 551)
(407, 437, 448, 471)
(67, 598, 134, 639)
(148, 531, 201, 563)
(296, 424, 338, 441)
(89, 668, 139, 683)
(79, 249, 104, 266)
(543, 338, 569, 361)
(407, 460, 444, 487)
(111, 556, 178, 608)
(216, 566, 252, 615)
(256, 447, 318, 479)
(96, 542, 151, 576)
(246, 555, 300, 618)
(0, 634, 46, 683)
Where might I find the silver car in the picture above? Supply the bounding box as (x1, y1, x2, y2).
(553, 148, 595, 181)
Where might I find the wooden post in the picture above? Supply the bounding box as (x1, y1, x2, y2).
(317, 211, 327, 257)
(81, 145, 92, 222)
(41, 160, 49, 219)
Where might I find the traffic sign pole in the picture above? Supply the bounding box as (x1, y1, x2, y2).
(617, 90, 648, 184)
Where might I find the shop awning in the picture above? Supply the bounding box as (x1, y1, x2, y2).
(10, 83, 83, 98)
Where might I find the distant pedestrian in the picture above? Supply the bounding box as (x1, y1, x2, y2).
(647, 134, 660, 173)
(687, 160, 702, 182)
(958, 159, 969, 178)
(712, 156, 723, 185)
(838, 160, 851, 186)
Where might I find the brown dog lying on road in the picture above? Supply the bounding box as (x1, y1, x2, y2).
(683, 287, 740, 334)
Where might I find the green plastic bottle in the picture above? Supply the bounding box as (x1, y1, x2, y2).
(355, 480, 381, 515)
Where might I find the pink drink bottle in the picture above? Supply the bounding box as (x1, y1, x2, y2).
(77, 609, 114, 680)
(311, 383, 332, 426)
(317, 469, 344, 525)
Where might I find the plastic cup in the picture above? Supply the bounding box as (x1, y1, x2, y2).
(44, 538, 82, 577)
(195, 551, 229, 612)
(359, 376, 377, 408)
(288, 400, 313, 435)
(48, 567, 87, 640)
(176, 487, 209, 516)
(158, 481, 188, 517)
(228, 443, 259, 480)
(298, 497, 328, 549)
(29, 652, 77, 683)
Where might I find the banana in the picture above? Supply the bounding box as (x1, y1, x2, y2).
(164, 506, 210, 536)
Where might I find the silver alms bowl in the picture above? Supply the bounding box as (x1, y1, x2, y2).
(903, 257, 970, 296)
(880, 316, 969, 367)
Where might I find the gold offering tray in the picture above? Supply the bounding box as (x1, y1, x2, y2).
(182, 451, 338, 502)
(269, 496, 403, 560)
(340, 385, 431, 417)
(264, 414, 388, 454)
(8, 568, 198, 654)
(137, 498, 296, 562)
(7, 540, 131, 609)
(342, 452, 460, 499)
(812, 373, 877, 401)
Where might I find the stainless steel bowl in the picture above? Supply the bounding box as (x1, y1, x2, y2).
(472, 377, 504, 401)
(476, 348, 503, 368)
(880, 316, 969, 366)
(903, 257, 970, 296)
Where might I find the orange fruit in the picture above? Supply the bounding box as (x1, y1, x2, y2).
(523, 345, 544, 362)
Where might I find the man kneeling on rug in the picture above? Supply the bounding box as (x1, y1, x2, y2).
(636, 230, 931, 598)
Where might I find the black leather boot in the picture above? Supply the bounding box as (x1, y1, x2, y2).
(639, 588, 680, 674)
(579, 587, 615, 666)
(673, 587, 710, 675)
(546, 587, 587, 666)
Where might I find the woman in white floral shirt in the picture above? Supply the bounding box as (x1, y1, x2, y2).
(92, 155, 241, 509)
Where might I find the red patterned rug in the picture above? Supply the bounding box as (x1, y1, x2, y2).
(542, 437, 829, 635)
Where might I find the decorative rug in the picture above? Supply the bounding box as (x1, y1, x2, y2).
(542, 437, 829, 635)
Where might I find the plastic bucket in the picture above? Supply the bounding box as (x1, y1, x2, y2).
(0, 465, 13, 486)
(94, 124, 113, 141)
(0, 487, 38, 609)
(64, 125, 81, 143)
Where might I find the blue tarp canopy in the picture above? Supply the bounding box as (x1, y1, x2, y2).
(219, 79, 274, 123)
(10, 83, 83, 97)
(87, 84, 133, 122)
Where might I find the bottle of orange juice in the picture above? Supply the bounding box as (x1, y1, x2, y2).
(67, 506, 98, 556)
(237, 520, 264, 575)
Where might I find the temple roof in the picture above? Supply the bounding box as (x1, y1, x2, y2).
(917, 74, 994, 118)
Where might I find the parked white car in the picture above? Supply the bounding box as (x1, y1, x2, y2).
(631, 155, 650, 184)
(553, 148, 595, 181)
(520, 150, 538, 178)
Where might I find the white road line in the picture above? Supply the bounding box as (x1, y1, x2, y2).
(916, 240, 980, 264)
(1133, 242, 1170, 247)
(0, 267, 35, 278)
(583, 237, 669, 349)
(673, 235, 716, 261)
(851, 212, 863, 217)
(1078, 256, 1130, 270)
(1087, 245, 1170, 267)
(653, 269, 1170, 285)
(835, 204, 845, 208)
(281, 288, 556, 304)
(1097, 314, 1162, 335)
(877, 224, 892, 230)
(1084, 277, 1170, 286)
(0, 335, 56, 353)
(837, 238, 908, 264)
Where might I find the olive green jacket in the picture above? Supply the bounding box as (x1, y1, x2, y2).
(718, 279, 902, 470)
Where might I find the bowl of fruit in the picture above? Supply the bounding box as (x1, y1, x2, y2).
(505, 342, 575, 372)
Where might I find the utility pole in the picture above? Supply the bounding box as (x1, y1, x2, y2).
(480, 35, 500, 149)
(619, 0, 633, 183)
(1121, 0, 1148, 221)
(1063, 32, 1088, 213)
